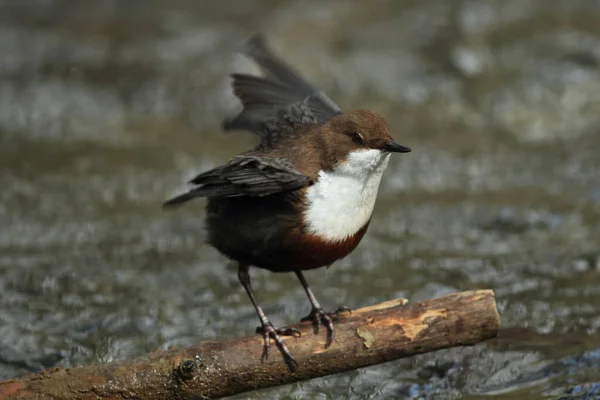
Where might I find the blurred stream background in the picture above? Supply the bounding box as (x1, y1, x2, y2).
(1, 0, 600, 398)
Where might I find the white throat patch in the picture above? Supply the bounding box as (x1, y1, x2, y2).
(303, 149, 390, 242)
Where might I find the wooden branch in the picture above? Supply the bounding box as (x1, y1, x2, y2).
(0, 290, 499, 400)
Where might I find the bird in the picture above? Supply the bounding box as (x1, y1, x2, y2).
(163, 34, 411, 372)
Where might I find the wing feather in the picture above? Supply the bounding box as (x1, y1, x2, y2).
(163, 155, 312, 207)
(223, 34, 342, 137)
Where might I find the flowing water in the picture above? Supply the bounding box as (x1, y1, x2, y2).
(1, 1, 600, 398)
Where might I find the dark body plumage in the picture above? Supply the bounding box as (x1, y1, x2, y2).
(206, 192, 370, 273)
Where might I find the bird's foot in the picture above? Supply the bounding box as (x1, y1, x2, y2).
(300, 307, 338, 348)
(255, 324, 301, 337)
(256, 322, 299, 372)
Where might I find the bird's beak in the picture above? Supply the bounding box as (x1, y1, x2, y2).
(383, 141, 411, 153)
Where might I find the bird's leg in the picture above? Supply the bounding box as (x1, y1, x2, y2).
(238, 263, 299, 372)
(295, 270, 338, 348)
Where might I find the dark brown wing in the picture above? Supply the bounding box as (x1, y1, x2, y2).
(163, 155, 312, 207)
(223, 34, 341, 137)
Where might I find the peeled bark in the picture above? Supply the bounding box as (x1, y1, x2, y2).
(0, 290, 499, 399)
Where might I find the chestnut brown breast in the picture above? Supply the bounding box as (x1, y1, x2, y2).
(278, 220, 371, 272)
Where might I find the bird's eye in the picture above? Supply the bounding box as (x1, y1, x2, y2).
(347, 131, 364, 145)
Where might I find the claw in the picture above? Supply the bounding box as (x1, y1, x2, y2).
(333, 305, 352, 316)
(301, 308, 335, 348)
(258, 322, 299, 372)
(278, 327, 302, 337)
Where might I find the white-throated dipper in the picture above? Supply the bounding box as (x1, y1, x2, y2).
(164, 34, 411, 372)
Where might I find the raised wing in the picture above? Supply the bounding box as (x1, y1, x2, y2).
(223, 34, 342, 139)
(163, 155, 312, 206)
